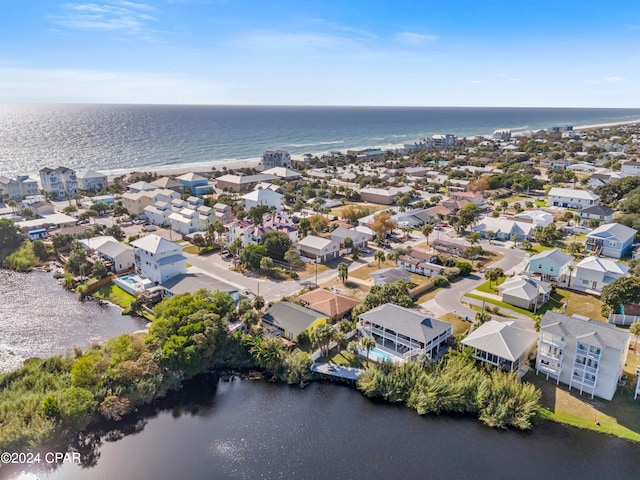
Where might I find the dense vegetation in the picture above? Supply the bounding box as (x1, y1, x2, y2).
(0, 289, 309, 451)
(357, 351, 541, 430)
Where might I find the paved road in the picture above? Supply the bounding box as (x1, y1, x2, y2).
(422, 242, 531, 327)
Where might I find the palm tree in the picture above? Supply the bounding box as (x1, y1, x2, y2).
(566, 264, 574, 288)
(359, 336, 376, 363)
(338, 262, 349, 284)
(374, 249, 386, 268)
(253, 295, 265, 312)
(510, 234, 519, 247)
(214, 221, 226, 246)
(284, 248, 301, 275)
(630, 321, 640, 353)
(260, 256, 273, 272)
(466, 232, 481, 246)
(7, 200, 16, 214)
(242, 310, 259, 332)
(421, 224, 434, 245)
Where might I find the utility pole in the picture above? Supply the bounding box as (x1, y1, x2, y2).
(315, 261, 318, 288)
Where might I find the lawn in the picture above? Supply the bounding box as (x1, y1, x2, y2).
(413, 286, 440, 305)
(464, 292, 538, 320)
(298, 261, 330, 279)
(549, 288, 606, 321)
(92, 282, 136, 309)
(534, 199, 547, 208)
(525, 361, 640, 443)
(350, 259, 397, 280)
(526, 244, 554, 255)
(318, 279, 370, 301)
(329, 202, 389, 219)
(318, 349, 373, 369)
(438, 312, 472, 337)
(474, 277, 506, 295)
(182, 245, 200, 255)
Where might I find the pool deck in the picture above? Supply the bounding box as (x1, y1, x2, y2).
(311, 362, 364, 382)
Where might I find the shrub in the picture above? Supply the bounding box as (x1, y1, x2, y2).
(434, 276, 450, 288)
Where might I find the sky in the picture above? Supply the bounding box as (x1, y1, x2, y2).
(1, 0, 639, 107)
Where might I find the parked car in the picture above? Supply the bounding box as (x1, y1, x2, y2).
(434, 225, 443, 230)
(360, 247, 373, 254)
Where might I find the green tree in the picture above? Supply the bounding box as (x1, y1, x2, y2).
(485, 268, 504, 289)
(630, 321, 640, 353)
(91, 260, 109, 279)
(284, 248, 302, 275)
(262, 231, 293, 260)
(374, 249, 386, 268)
(601, 277, 640, 317)
(242, 310, 260, 332)
(253, 295, 265, 312)
(421, 224, 434, 245)
(0, 218, 23, 259)
(32, 240, 49, 261)
(248, 205, 271, 225)
(240, 244, 268, 270)
(359, 336, 376, 363)
(338, 262, 349, 284)
(192, 233, 206, 253)
(260, 256, 274, 272)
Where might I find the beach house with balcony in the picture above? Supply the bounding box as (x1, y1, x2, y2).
(241, 188, 284, 211)
(176, 172, 214, 195)
(357, 304, 452, 361)
(524, 248, 573, 284)
(131, 234, 186, 284)
(39, 166, 79, 199)
(578, 205, 615, 226)
(585, 223, 637, 258)
(261, 150, 291, 168)
(461, 320, 537, 374)
(0, 175, 39, 201)
(77, 170, 108, 193)
(536, 311, 629, 400)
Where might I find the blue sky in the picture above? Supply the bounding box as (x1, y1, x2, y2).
(1, 0, 639, 107)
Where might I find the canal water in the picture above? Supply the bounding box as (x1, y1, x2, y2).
(6, 375, 640, 480)
(0, 270, 148, 373)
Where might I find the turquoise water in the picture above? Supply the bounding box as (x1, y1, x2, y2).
(119, 276, 137, 285)
(2, 104, 640, 177)
(369, 346, 398, 362)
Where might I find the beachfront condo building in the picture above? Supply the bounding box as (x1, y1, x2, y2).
(261, 150, 291, 168)
(39, 166, 79, 199)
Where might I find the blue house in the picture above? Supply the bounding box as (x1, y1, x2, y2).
(585, 223, 637, 259)
(176, 172, 213, 196)
(524, 248, 573, 284)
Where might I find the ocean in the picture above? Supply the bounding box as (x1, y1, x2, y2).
(2, 104, 640, 177)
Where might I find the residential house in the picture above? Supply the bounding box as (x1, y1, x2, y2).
(261, 301, 325, 341)
(79, 235, 134, 273)
(548, 188, 600, 209)
(585, 223, 637, 258)
(524, 249, 573, 283)
(186, 196, 203, 208)
(127, 181, 158, 193)
(536, 311, 630, 400)
(369, 267, 412, 286)
(261, 150, 291, 168)
(169, 208, 201, 235)
(131, 234, 186, 284)
(357, 303, 452, 360)
(472, 217, 535, 241)
(330, 227, 368, 252)
(296, 235, 340, 263)
(261, 167, 301, 180)
(573, 256, 629, 293)
(588, 172, 623, 190)
(513, 210, 554, 227)
(76, 170, 108, 193)
(144, 201, 171, 226)
(176, 172, 213, 195)
(215, 173, 278, 193)
(150, 176, 184, 193)
(122, 189, 180, 216)
(498, 275, 551, 310)
(579, 205, 615, 226)
(0, 175, 38, 201)
(359, 186, 413, 205)
(620, 160, 640, 176)
(462, 320, 538, 374)
(431, 239, 465, 256)
(241, 188, 284, 211)
(298, 289, 359, 322)
(213, 203, 234, 224)
(161, 272, 240, 302)
(396, 254, 445, 278)
(392, 208, 439, 228)
(39, 166, 79, 199)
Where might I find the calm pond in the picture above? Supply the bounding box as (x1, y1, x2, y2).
(7, 375, 640, 480)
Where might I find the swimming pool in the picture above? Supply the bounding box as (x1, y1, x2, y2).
(366, 347, 398, 363)
(120, 276, 137, 284)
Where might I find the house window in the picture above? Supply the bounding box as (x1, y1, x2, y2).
(582, 279, 589, 285)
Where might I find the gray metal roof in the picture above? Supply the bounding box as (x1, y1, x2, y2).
(162, 272, 238, 296)
(358, 304, 451, 343)
(540, 311, 629, 352)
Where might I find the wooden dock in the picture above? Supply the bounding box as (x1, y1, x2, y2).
(311, 362, 364, 383)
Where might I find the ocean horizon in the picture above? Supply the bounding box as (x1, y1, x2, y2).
(2, 104, 640, 178)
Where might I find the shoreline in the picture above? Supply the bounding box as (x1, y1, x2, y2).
(102, 118, 640, 182)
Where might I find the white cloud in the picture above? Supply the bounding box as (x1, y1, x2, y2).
(605, 76, 625, 82)
(50, 1, 159, 39)
(394, 31, 438, 45)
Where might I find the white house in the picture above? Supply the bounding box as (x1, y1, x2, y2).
(620, 161, 640, 176)
(578, 205, 615, 226)
(0, 175, 39, 201)
(536, 311, 630, 400)
(169, 208, 200, 235)
(357, 303, 452, 361)
(472, 217, 535, 241)
(261, 150, 291, 168)
(296, 235, 339, 263)
(241, 188, 284, 211)
(588, 172, 623, 190)
(79, 235, 134, 273)
(131, 234, 186, 284)
(39, 166, 79, 199)
(144, 201, 172, 226)
(462, 320, 538, 374)
(572, 256, 629, 293)
(548, 188, 600, 209)
(513, 210, 554, 228)
(330, 227, 368, 252)
(77, 170, 108, 193)
(498, 275, 551, 310)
